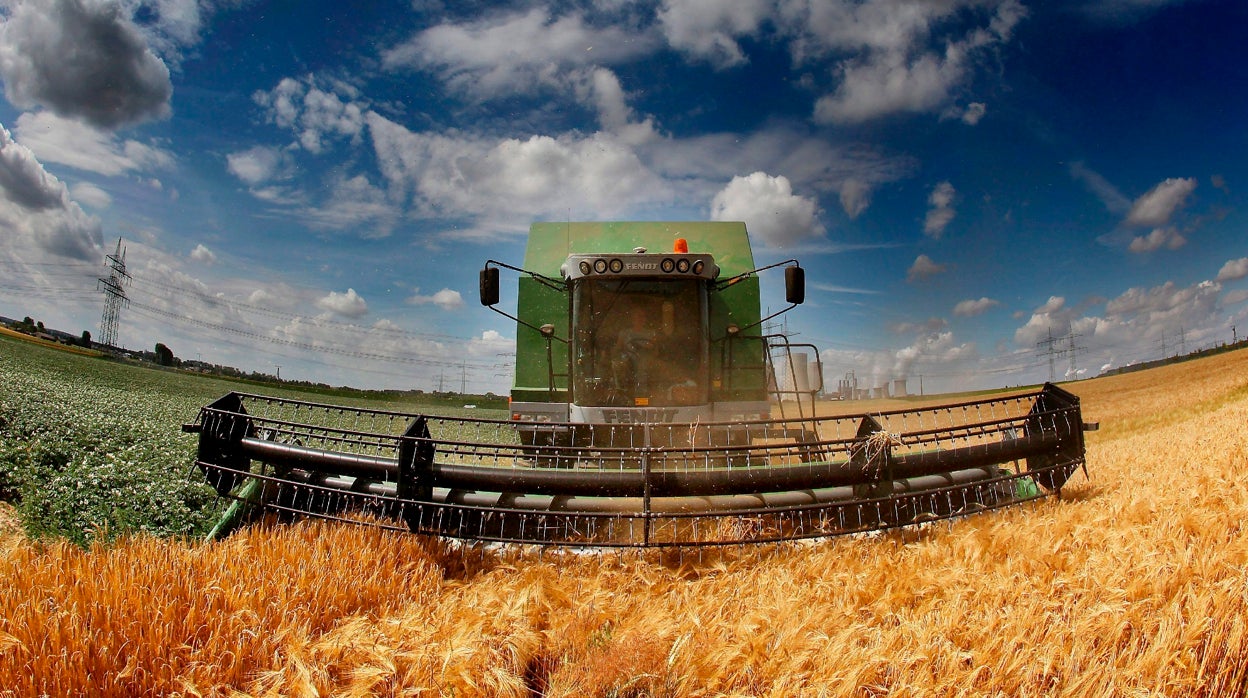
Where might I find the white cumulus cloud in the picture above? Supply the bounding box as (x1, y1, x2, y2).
(254, 76, 367, 154)
(227, 145, 290, 185)
(906, 254, 945, 282)
(382, 8, 654, 99)
(838, 177, 872, 219)
(316, 288, 369, 318)
(407, 288, 465, 311)
(710, 172, 823, 249)
(658, 0, 770, 69)
(0, 123, 102, 260)
(1124, 177, 1196, 228)
(959, 102, 986, 125)
(70, 181, 111, 209)
(1128, 227, 1186, 254)
(467, 328, 515, 359)
(0, 0, 172, 129)
(367, 113, 667, 227)
(13, 111, 174, 176)
(189, 244, 216, 265)
(1215, 257, 1248, 283)
(923, 180, 956, 239)
(953, 297, 999, 317)
(808, 1, 1026, 124)
(896, 331, 976, 376)
(1012, 296, 1072, 347)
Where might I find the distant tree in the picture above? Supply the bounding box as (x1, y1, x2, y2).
(36, 321, 44, 333)
(154, 342, 175, 366)
(80, 330, 91, 347)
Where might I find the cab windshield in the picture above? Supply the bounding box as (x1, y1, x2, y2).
(571, 278, 708, 407)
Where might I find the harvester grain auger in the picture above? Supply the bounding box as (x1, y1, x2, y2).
(184, 222, 1095, 547)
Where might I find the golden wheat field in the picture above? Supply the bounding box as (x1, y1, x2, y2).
(2, 350, 1248, 697)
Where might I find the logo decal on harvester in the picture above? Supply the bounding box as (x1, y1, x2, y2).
(601, 408, 679, 424)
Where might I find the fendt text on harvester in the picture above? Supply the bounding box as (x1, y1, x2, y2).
(185, 222, 1095, 547)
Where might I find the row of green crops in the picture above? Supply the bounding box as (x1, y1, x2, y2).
(0, 336, 227, 546)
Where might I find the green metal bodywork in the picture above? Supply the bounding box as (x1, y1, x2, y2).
(511, 221, 766, 406)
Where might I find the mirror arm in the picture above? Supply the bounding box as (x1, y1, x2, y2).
(713, 259, 800, 291)
(722, 303, 800, 338)
(481, 260, 568, 343)
(484, 259, 566, 293)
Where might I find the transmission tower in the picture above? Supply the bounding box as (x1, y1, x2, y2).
(1036, 326, 1086, 382)
(1036, 327, 1060, 383)
(97, 237, 130, 347)
(1063, 330, 1086, 379)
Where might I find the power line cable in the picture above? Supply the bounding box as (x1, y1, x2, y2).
(131, 312, 497, 389)
(0, 258, 488, 345)
(126, 274, 483, 344)
(126, 300, 495, 371)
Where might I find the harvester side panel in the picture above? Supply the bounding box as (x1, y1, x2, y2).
(512, 275, 570, 403)
(709, 275, 767, 403)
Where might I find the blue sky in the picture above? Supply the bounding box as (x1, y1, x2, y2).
(0, 0, 1245, 395)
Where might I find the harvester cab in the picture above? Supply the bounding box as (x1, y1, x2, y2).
(480, 221, 817, 449)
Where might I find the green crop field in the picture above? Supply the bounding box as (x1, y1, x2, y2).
(0, 334, 505, 545)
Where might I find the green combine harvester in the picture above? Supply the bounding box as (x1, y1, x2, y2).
(482, 221, 812, 451)
(185, 221, 1094, 547)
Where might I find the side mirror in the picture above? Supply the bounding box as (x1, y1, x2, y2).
(479, 267, 499, 306)
(785, 266, 805, 305)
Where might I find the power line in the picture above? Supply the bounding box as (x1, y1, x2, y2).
(0, 260, 98, 269)
(126, 275, 476, 345)
(130, 311, 492, 388)
(118, 272, 503, 371)
(0, 257, 485, 346)
(125, 299, 494, 371)
(0, 256, 520, 393)
(0, 283, 98, 300)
